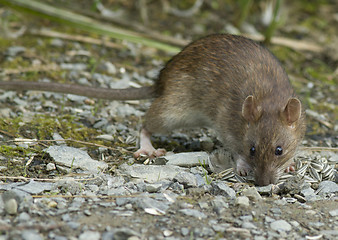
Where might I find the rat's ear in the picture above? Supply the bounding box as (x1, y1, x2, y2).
(242, 95, 262, 122)
(281, 98, 302, 126)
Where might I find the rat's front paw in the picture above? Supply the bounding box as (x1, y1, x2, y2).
(236, 158, 251, 176)
(284, 162, 295, 172)
(134, 147, 166, 159)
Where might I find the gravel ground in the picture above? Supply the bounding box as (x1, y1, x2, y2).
(0, 70, 336, 239)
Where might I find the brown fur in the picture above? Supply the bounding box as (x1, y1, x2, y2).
(144, 34, 306, 185)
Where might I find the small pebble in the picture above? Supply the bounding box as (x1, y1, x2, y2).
(329, 209, 338, 217)
(242, 221, 257, 229)
(236, 196, 250, 207)
(21, 230, 43, 240)
(5, 199, 18, 215)
(242, 187, 262, 201)
(270, 220, 292, 232)
(79, 231, 100, 240)
(181, 227, 190, 236)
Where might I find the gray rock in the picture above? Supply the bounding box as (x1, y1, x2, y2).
(240, 215, 253, 222)
(93, 118, 109, 129)
(107, 176, 126, 188)
(179, 209, 207, 219)
(164, 152, 209, 167)
(254, 236, 266, 240)
(270, 207, 282, 216)
(119, 163, 187, 183)
(6, 46, 26, 56)
(255, 184, 273, 194)
(67, 221, 81, 230)
(0, 91, 17, 101)
(107, 187, 131, 196)
(45, 145, 108, 173)
(308, 222, 325, 228)
(1, 189, 33, 212)
(0, 108, 11, 118)
(0, 196, 3, 215)
(181, 227, 190, 236)
(242, 222, 257, 229)
(242, 187, 262, 201)
(66, 94, 87, 103)
(211, 182, 236, 199)
(316, 181, 338, 195)
(42, 100, 58, 109)
(104, 228, 140, 240)
(79, 231, 100, 240)
(236, 196, 250, 207)
(265, 216, 275, 223)
(4, 198, 17, 215)
(115, 197, 133, 206)
(136, 197, 170, 213)
(13, 97, 28, 107)
(16, 180, 53, 195)
(60, 63, 87, 71)
(53, 237, 67, 240)
(329, 209, 338, 217)
(301, 187, 317, 201)
(276, 199, 289, 206)
(270, 220, 292, 232)
(46, 163, 57, 171)
(198, 201, 208, 209)
(50, 38, 64, 47)
(195, 174, 210, 186)
(212, 223, 231, 232)
(21, 230, 43, 240)
(198, 227, 215, 237)
(211, 196, 229, 215)
(145, 183, 162, 193)
(54, 180, 84, 195)
(0, 182, 22, 191)
(104, 62, 117, 74)
(289, 220, 300, 228)
(174, 172, 198, 188)
(321, 230, 338, 237)
(17, 212, 31, 222)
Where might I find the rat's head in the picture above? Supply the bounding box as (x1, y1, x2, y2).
(241, 95, 306, 186)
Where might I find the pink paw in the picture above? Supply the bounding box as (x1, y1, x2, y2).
(134, 147, 166, 159)
(284, 162, 295, 173)
(236, 158, 251, 176)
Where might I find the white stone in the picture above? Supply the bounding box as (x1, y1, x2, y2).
(119, 163, 188, 183)
(45, 145, 108, 174)
(164, 152, 209, 167)
(236, 196, 250, 207)
(270, 220, 292, 232)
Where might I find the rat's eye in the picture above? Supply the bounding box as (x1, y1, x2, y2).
(275, 146, 283, 156)
(250, 146, 256, 156)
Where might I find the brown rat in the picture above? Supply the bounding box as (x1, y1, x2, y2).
(0, 34, 306, 186)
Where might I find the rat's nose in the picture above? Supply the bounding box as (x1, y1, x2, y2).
(255, 173, 277, 186)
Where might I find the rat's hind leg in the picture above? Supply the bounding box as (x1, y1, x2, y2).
(133, 98, 171, 158)
(133, 128, 166, 158)
(134, 96, 203, 158)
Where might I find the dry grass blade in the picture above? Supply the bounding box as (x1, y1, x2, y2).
(244, 33, 323, 52)
(30, 28, 124, 49)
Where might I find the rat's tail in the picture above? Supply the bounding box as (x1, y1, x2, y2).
(0, 81, 156, 100)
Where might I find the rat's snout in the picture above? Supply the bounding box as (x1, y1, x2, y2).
(254, 169, 278, 186)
